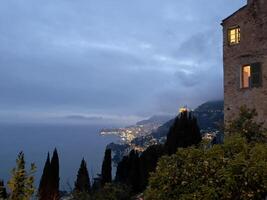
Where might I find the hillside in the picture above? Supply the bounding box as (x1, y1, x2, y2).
(100, 115, 173, 143)
(106, 100, 224, 164)
(194, 100, 224, 130)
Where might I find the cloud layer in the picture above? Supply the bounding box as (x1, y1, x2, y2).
(0, 0, 246, 121)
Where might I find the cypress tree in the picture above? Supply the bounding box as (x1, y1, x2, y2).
(75, 158, 91, 193)
(139, 145, 164, 190)
(101, 149, 112, 186)
(38, 153, 51, 200)
(128, 150, 141, 193)
(115, 156, 130, 184)
(0, 180, 7, 199)
(115, 150, 142, 193)
(50, 148, 60, 200)
(115, 112, 202, 193)
(165, 111, 202, 155)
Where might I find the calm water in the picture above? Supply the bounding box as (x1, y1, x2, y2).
(0, 122, 119, 191)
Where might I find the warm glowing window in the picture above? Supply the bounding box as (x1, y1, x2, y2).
(242, 65, 251, 88)
(241, 63, 262, 89)
(228, 27, 240, 45)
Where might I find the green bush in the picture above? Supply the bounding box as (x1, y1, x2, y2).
(145, 107, 267, 200)
(145, 135, 267, 200)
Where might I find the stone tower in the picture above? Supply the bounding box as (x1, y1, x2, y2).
(222, 0, 267, 125)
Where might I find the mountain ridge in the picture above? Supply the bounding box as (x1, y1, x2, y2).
(106, 100, 224, 164)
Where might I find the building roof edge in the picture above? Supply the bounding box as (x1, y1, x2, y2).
(221, 5, 247, 26)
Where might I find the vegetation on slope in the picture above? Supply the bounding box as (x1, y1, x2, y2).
(0, 105, 266, 200)
(145, 106, 267, 200)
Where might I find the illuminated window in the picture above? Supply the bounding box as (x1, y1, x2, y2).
(228, 27, 240, 45)
(241, 63, 262, 88)
(242, 65, 251, 88)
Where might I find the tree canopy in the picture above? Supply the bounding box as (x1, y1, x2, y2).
(7, 152, 36, 200)
(75, 158, 91, 193)
(145, 107, 267, 200)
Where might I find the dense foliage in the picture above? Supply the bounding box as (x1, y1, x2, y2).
(145, 107, 267, 200)
(7, 152, 36, 200)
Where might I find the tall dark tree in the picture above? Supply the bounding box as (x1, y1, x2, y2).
(38, 153, 51, 200)
(128, 150, 141, 193)
(165, 111, 202, 155)
(139, 145, 164, 190)
(75, 158, 91, 193)
(115, 111, 202, 194)
(0, 180, 7, 199)
(115, 156, 130, 184)
(50, 148, 60, 200)
(101, 149, 112, 186)
(115, 150, 141, 193)
(38, 149, 60, 200)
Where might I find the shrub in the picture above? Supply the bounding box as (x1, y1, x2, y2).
(145, 107, 267, 200)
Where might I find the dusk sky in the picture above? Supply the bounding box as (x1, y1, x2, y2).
(0, 0, 246, 123)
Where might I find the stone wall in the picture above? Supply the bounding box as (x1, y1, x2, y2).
(222, 0, 267, 126)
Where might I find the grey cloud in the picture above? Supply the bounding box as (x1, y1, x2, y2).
(0, 0, 246, 121)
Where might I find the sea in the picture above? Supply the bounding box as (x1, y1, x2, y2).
(0, 122, 120, 191)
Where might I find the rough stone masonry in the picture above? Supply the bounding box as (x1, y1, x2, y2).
(222, 0, 267, 126)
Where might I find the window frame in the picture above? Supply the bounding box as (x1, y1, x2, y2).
(241, 65, 251, 89)
(228, 26, 241, 46)
(240, 63, 262, 89)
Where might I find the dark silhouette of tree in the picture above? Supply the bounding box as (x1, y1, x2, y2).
(38, 153, 51, 200)
(115, 150, 141, 193)
(115, 111, 202, 194)
(128, 150, 141, 193)
(0, 180, 7, 199)
(115, 156, 130, 184)
(38, 149, 60, 200)
(139, 145, 164, 190)
(101, 149, 112, 186)
(165, 111, 202, 155)
(75, 158, 91, 193)
(50, 148, 60, 200)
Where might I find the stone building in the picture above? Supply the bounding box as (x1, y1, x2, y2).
(222, 0, 267, 125)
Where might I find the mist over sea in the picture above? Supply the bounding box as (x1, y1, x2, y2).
(0, 122, 120, 191)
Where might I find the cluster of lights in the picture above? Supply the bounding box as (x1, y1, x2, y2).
(179, 107, 190, 113)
